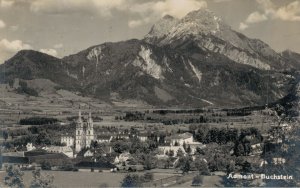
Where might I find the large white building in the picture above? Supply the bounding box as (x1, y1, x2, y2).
(61, 111, 95, 153)
(170, 132, 194, 146)
(60, 136, 74, 147)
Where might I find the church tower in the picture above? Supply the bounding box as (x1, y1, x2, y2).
(86, 112, 94, 147)
(75, 111, 84, 152)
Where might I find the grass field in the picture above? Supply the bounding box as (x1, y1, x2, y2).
(0, 170, 176, 188)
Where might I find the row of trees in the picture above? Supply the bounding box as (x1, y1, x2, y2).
(193, 126, 262, 147)
(152, 108, 216, 115)
(194, 127, 239, 144)
(16, 80, 39, 97)
(20, 117, 58, 125)
(122, 112, 145, 121)
(4, 165, 54, 188)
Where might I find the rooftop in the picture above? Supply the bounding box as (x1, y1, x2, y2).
(75, 161, 116, 169)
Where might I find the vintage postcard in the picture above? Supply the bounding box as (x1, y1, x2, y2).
(0, 0, 299, 187)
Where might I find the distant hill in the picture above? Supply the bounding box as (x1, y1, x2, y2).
(0, 9, 299, 108)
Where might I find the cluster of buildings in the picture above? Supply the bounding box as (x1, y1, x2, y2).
(3, 108, 295, 175)
(1, 111, 209, 172)
(158, 132, 206, 157)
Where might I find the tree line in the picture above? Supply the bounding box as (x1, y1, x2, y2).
(20, 117, 59, 125)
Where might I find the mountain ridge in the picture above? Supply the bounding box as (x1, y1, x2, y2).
(0, 9, 299, 108)
(144, 9, 290, 71)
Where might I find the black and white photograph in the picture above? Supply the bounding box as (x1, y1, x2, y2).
(0, 0, 299, 187)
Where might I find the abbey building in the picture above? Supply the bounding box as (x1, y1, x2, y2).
(61, 111, 95, 153)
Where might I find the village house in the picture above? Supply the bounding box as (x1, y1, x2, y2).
(1, 156, 29, 170)
(260, 160, 268, 167)
(157, 145, 186, 157)
(97, 135, 113, 143)
(272, 157, 286, 165)
(1, 151, 25, 157)
(43, 146, 74, 158)
(26, 143, 36, 151)
(170, 132, 193, 146)
(83, 150, 94, 157)
(250, 143, 263, 155)
(114, 152, 132, 164)
(116, 159, 144, 171)
(24, 149, 71, 169)
(111, 132, 130, 140)
(137, 132, 148, 142)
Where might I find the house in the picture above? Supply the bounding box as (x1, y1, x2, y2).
(83, 150, 93, 157)
(158, 146, 186, 157)
(1, 156, 29, 170)
(116, 159, 144, 171)
(272, 157, 286, 165)
(250, 143, 263, 155)
(74, 161, 116, 172)
(1, 151, 25, 157)
(26, 143, 36, 151)
(170, 132, 193, 146)
(111, 133, 130, 140)
(97, 135, 113, 143)
(43, 146, 74, 158)
(281, 123, 292, 131)
(60, 135, 74, 147)
(29, 153, 71, 168)
(271, 123, 292, 132)
(137, 133, 148, 142)
(114, 152, 132, 164)
(260, 160, 268, 167)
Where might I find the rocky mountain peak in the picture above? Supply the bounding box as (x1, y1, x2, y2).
(145, 14, 179, 40)
(165, 8, 225, 38)
(144, 8, 293, 70)
(145, 8, 231, 46)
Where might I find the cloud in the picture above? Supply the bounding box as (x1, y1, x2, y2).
(152, 0, 207, 18)
(53, 43, 63, 49)
(213, 0, 232, 3)
(0, 19, 6, 29)
(0, 39, 31, 53)
(240, 0, 300, 30)
(128, 20, 143, 28)
(0, 0, 14, 8)
(276, 1, 300, 21)
(2, 0, 208, 29)
(1, 0, 127, 17)
(29, 0, 126, 17)
(39, 48, 58, 57)
(239, 22, 249, 30)
(128, 0, 207, 28)
(245, 11, 268, 23)
(0, 39, 32, 63)
(27, 0, 207, 19)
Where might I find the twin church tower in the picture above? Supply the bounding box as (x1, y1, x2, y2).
(75, 111, 94, 152)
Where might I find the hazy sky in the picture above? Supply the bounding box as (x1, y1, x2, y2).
(0, 0, 300, 63)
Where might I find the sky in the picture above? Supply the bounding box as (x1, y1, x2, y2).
(0, 0, 300, 63)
